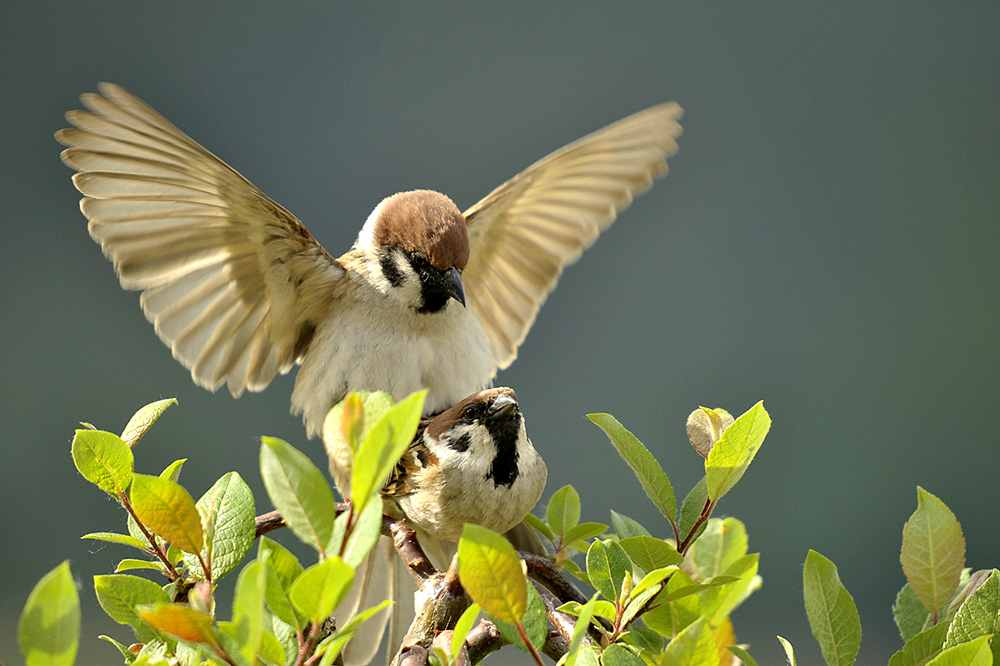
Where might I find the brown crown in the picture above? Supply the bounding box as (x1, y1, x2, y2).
(372, 190, 470, 270)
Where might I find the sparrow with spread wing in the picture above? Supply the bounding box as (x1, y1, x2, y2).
(57, 84, 682, 442)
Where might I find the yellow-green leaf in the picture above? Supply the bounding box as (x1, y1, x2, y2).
(458, 524, 526, 624)
(926, 635, 993, 666)
(19, 561, 80, 666)
(351, 390, 425, 512)
(138, 604, 215, 644)
(660, 618, 719, 666)
(71, 429, 133, 496)
(259, 436, 336, 555)
(290, 557, 355, 625)
(130, 473, 204, 554)
(803, 550, 862, 666)
(705, 401, 770, 501)
(901, 488, 966, 618)
(121, 398, 177, 448)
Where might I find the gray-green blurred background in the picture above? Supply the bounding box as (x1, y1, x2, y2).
(2, 4, 998, 665)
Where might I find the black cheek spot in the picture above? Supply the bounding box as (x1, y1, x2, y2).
(379, 252, 405, 287)
(448, 432, 471, 453)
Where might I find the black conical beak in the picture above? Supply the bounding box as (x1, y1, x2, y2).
(442, 267, 466, 306)
(487, 394, 518, 423)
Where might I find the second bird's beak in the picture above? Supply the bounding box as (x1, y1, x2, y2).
(487, 395, 518, 423)
(442, 267, 466, 307)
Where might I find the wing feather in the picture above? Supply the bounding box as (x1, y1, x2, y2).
(463, 102, 682, 371)
(59, 83, 345, 396)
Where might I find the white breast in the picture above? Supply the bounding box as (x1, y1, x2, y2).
(291, 289, 495, 437)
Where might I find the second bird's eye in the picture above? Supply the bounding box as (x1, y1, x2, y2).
(463, 405, 478, 422)
(410, 251, 428, 268)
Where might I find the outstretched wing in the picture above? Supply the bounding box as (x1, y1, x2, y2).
(462, 103, 682, 371)
(57, 83, 345, 396)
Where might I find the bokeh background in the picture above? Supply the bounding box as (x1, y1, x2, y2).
(2, 4, 998, 665)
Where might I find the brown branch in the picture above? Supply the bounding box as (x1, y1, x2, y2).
(531, 579, 578, 658)
(465, 620, 505, 663)
(388, 516, 438, 583)
(521, 550, 588, 604)
(396, 645, 427, 666)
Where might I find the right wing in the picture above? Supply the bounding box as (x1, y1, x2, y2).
(57, 83, 345, 396)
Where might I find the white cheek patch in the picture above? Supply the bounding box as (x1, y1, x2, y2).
(356, 199, 387, 255)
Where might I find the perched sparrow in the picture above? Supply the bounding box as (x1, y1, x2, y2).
(57, 84, 682, 438)
(382, 387, 546, 542)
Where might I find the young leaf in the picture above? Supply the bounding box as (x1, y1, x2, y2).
(642, 569, 702, 637)
(260, 436, 336, 554)
(115, 559, 164, 573)
(611, 511, 652, 539)
(900, 488, 966, 619)
(183, 471, 255, 580)
(451, 603, 481, 661)
(726, 646, 760, 666)
(803, 550, 862, 666)
(660, 618, 719, 666)
(679, 477, 710, 543)
(586, 538, 631, 602)
(893, 582, 933, 641)
(458, 524, 526, 624)
(564, 594, 599, 666)
(620, 536, 684, 572)
(925, 635, 992, 666)
(523, 513, 555, 541)
(81, 532, 148, 551)
(700, 553, 761, 626)
(290, 556, 355, 625)
(564, 522, 609, 548)
(777, 635, 797, 666)
(262, 559, 306, 632)
(489, 580, 548, 652)
(138, 604, 216, 645)
(71, 429, 134, 496)
(943, 568, 999, 651)
(351, 390, 425, 511)
(130, 473, 204, 555)
(687, 517, 748, 580)
(233, 560, 268, 663)
(887, 622, 949, 666)
(94, 574, 170, 643)
(121, 398, 177, 448)
(314, 600, 394, 666)
(340, 495, 383, 568)
(546, 485, 582, 537)
(259, 537, 304, 587)
(19, 561, 80, 666)
(704, 401, 770, 501)
(588, 413, 676, 521)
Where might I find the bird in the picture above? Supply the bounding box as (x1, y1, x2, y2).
(330, 387, 545, 664)
(381, 386, 546, 543)
(56, 83, 683, 441)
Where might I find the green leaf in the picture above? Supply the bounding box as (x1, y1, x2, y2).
(778, 635, 798, 666)
(184, 472, 256, 580)
(623, 625, 664, 653)
(564, 522, 609, 547)
(138, 604, 216, 645)
(603, 643, 645, 666)
(159, 459, 186, 482)
(523, 513, 554, 541)
(727, 645, 761, 666)
(458, 524, 526, 624)
(259, 537, 304, 588)
(19, 561, 80, 666)
(660, 618, 719, 666)
(262, 558, 306, 632)
(611, 511, 652, 539)
(944, 569, 999, 652)
(620, 536, 683, 572)
(621, 575, 668, 628)
(130, 473, 204, 555)
(888, 622, 949, 666)
(115, 559, 164, 573)
(120, 398, 177, 448)
(260, 436, 336, 554)
(546, 485, 582, 537)
(901, 488, 966, 618)
(894, 582, 934, 641)
(489, 580, 548, 652)
(564, 594, 599, 666)
(586, 538, 631, 602)
(314, 599, 394, 666)
(803, 550, 862, 666)
(340, 495, 383, 568)
(679, 477, 710, 542)
(588, 413, 676, 521)
(232, 560, 268, 663)
(351, 390, 426, 511)
(632, 567, 678, 598)
(686, 517, 748, 580)
(81, 532, 148, 551)
(699, 553, 761, 624)
(452, 603, 481, 660)
(926, 635, 993, 666)
(98, 634, 135, 662)
(94, 574, 170, 643)
(704, 401, 770, 501)
(71, 429, 134, 496)
(290, 556, 355, 625)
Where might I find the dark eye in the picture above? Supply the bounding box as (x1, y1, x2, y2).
(463, 405, 477, 423)
(411, 251, 428, 268)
